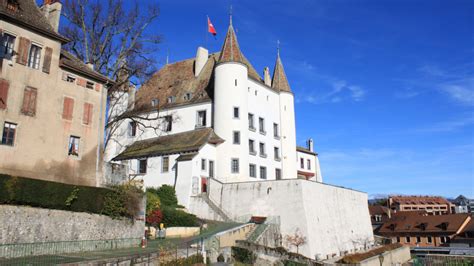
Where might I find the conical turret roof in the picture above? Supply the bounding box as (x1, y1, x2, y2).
(272, 52, 291, 92)
(218, 23, 245, 64)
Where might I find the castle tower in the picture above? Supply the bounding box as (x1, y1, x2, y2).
(273, 47, 297, 179)
(213, 18, 250, 181)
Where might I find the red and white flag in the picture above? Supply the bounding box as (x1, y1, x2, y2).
(208, 17, 217, 36)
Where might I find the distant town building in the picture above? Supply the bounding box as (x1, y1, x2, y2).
(378, 212, 471, 247)
(450, 219, 474, 248)
(451, 195, 473, 214)
(368, 205, 391, 232)
(0, 0, 111, 186)
(388, 195, 454, 215)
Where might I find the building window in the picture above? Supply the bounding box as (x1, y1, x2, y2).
(86, 81, 94, 89)
(1, 33, 15, 59)
(396, 237, 400, 243)
(405, 236, 410, 243)
(62, 97, 74, 120)
(249, 139, 256, 155)
(184, 92, 192, 100)
(259, 117, 265, 134)
(201, 159, 206, 171)
(374, 215, 382, 222)
(233, 131, 240, 144)
(235, 79, 237, 86)
(307, 159, 311, 170)
(28, 44, 41, 69)
(260, 166, 267, 179)
(1, 122, 16, 146)
(196, 110, 207, 127)
(138, 159, 147, 174)
(163, 115, 172, 132)
(82, 103, 93, 125)
(209, 160, 214, 178)
(273, 123, 279, 138)
(249, 164, 256, 178)
(162, 156, 169, 172)
(6, 0, 19, 12)
(416, 236, 421, 243)
(128, 121, 137, 137)
(259, 142, 266, 157)
(66, 75, 76, 83)
(233, 107, 240, 119)
(248, 113, 255, 130)
(68, 136, 80, 156)
(167, 96, 175, 103)
(21, 87, 37, 117)
(274, 147, 280, 161)
(427, 236, 432, 244)
(300, 158, 304, 168)
(151, 99, 159, 107)
(440, 236, 448, 244)
(275, 168, 282, 180)
(231, 158, 239, 174)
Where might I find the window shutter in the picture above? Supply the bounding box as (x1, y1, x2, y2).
(95, 83, 101, 92)
(63, 97, 74, 120)
(0, 28, 3, 72)
(83, 103, 93, 125)
(16, 37, 30, 65)
(42, 47, 52, 74)
(0, 79, 9, 109)
(21, 88, 31, 114)
(21, 87, 38, 116)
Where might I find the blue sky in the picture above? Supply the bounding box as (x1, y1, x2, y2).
(129, 0, 472, 198)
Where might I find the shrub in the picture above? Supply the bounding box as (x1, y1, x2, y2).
(160, 254, 203, 266)
(146, 209, 163, 226)
(146, 191, 161, 215)
(232, 247, 256, 264)
(0, 174, 142, 219)
(161, 206, 198, 227)
(155, 185, 178, 206)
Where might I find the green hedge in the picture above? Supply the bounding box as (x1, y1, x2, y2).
(0, 174, 142, 219)
(161, 206, 198, 227)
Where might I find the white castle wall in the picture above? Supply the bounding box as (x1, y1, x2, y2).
(199, 178, 374, 259)
(297, 151, 322, 182)
(279, 91, 297, 179)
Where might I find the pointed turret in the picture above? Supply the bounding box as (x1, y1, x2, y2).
(218, 18, 245, 64)
(271, 46, 292, 92)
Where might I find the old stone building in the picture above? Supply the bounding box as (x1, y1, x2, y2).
(0, 0, 111, 186)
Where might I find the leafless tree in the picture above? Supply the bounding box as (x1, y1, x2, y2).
(60, 0, 164, 149)
(285, 228, 307, 254)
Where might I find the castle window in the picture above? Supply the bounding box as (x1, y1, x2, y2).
(138, 159, 147, 174)
(275, 168, 281, 180)
(300, 158, 304, 168)
(86, 81, 94, 89)
(66, 75, 76, 83)
(151, 99, 159, 107)
(249, 139, 256, 155)
(259, 142, 266, 157)
(233, 131, 240, 144)
(1, 33, 15, 59)
(231, 158, 239, 173)
(162, 156, 169, 172)
(233, 107, 240, 119)
(249, 164, 256, 178)
(184, 92, 193, 100)
(235, 79, 237, 86)
(196, 110, 207, 127)
(259, 117, 265, 134)
(274, 147, 280, 161)
(248, 113, 255, 130)
(68, 136, 80, 156)
(167, 96, 175, 103)
(273, 123, 279, 138)
(1, 122, 16, 146)
(307, 159, 311, 170)
(28, 44, 42, 69)
(260, 166, 267, 179)
(255, 90, 258, 96)
(163, 115, 172, 132)
(201, 159, 206, 171)
(209, 160, 214, 177)
(128, 121, 137, 137)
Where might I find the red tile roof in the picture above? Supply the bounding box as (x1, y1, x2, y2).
(390, 195, 451, 205)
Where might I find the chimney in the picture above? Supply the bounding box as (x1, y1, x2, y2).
(194, 47, 208, 77)
(41, 0, 62, 32)
(127, 85, 136, 110)
(264, 67, 271, 86)
(307, 138, 314, 152)
(86, 62, 94, 70)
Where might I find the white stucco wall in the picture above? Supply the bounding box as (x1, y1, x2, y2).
(198, 178, 374, 259)
(297, 150, 322, 182)
(279, 92, 297, 179)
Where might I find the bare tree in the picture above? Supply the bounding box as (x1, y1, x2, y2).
(285, 228, 307, 254)
(60, 0, 163, 149)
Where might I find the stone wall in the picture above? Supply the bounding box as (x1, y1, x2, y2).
(0, 205, 144, 258)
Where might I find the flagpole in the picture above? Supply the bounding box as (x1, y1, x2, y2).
(205, 15, 208, 49)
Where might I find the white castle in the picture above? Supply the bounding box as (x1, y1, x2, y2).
(105, 19, 374, 260)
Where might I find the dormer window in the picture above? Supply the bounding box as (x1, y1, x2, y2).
(167, 96, 175, 103)
(66, 75, 76, 83)
(151, 99, 159, 107)
(184, 92, 192, 101)
(86, 81, 94, 89)
(6, 0, 19, 12)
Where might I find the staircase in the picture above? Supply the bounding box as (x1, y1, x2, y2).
(200, 193, 232, 222)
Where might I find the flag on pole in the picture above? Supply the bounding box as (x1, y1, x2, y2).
(208, 16, 217, 36)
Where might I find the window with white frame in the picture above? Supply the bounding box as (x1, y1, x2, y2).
(300, 158, 304, 168)
(151, 99, 159, 107)
(68, 136, 80, 156)
(1, 33, 15, 59)
(274, 147, 280, 160)
(201, 159, 206, 171)
(259, 117, 265, 134)
(248, 113, 255, 130)
(307, 159, 311, 170)
(260, 166, 267, 179)
(233, 107, 239, 119)
(259, 142, 266, 157)
(138, 159, 147, 174)
(273, 123, 279, 138)
(1, 122, 16, 146)
(233, 131, 240, 144)
(28, 44, 41, 69)
(163, 115, 172, 132)
(196, 110, 206, 127)
(162, 156, 169, 172)
(249, 164, 256, 178)
(249, 139, 256, 154)
(231, 158, 239, 173)
(128, 121, 137, 137)
(275, 168, 281, 180)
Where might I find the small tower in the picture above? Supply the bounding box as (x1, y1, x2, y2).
(273, 44, 297, 179)
(213, 15, 250, 181)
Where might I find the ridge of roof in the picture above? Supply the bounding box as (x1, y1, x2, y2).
(378, 213, 470, 234)
(218, 24, 245, 64)
(271, 52, 291, 93)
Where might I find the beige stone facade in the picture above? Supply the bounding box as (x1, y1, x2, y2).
(0, 0, 109, 186)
